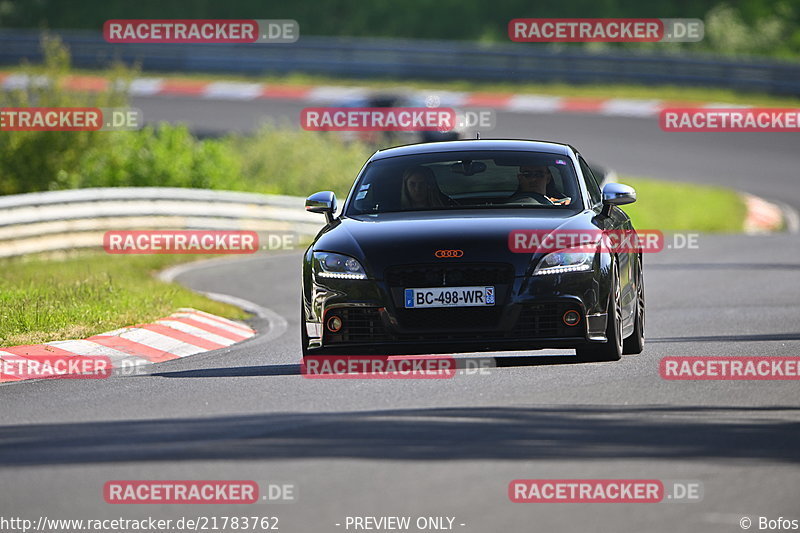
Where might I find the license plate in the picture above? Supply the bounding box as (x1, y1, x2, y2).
(404, 286, 495, 308)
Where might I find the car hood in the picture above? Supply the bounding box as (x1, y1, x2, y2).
(313, 209, 601, 278)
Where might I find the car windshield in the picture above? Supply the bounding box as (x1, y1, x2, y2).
(346, 150, 582, 215)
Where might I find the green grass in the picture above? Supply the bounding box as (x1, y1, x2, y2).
(10, 66, 799, 108)
(618, 176, 748, 232)
(0, 251, 249, 347)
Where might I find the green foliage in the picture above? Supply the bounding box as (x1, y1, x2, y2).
(0, 36, 242, 194)
(0, 35, 131, 194)
(703, 2, 798, 57)
(220, 125, 373, 198)
(68, 124, 241, 190)
(0, 33, 370, 197)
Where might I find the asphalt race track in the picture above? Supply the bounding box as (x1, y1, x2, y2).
(0, 94, 798, 532)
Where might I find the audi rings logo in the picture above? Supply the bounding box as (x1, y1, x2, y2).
(435, 249, 464, 258)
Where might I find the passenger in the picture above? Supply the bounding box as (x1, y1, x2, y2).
(400, 166, 446, 209)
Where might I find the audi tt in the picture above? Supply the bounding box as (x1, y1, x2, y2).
(301, 139, 645, 362)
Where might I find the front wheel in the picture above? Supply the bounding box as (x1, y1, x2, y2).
(576, 261, 622, 362)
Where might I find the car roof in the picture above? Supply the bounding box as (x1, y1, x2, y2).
(370, 139, 574, 161)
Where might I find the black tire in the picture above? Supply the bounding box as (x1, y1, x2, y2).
(622, 258, 645, 355)
(576, 261, 622, 362)
(300, 299, 310, 358)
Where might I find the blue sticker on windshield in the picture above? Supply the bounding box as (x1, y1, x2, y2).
(555, 159, 566, 165)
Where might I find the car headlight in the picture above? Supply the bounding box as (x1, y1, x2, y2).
(533, 250, 594, 276)
(313, 252, 367, 279)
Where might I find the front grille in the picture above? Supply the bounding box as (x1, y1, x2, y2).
(385, 263, 514, 288)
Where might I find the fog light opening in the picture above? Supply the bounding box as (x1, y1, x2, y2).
(563, 310, 581, 326)
(326, 315, 344, 333)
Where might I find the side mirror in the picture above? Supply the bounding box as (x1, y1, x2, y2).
(305, 191, 337, 224)
(602, 183, 636, 206)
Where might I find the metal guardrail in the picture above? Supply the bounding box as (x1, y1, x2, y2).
(0, 187, 323, 257)
(0, 29, 798, 96)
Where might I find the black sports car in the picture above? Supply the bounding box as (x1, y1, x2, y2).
(301, 139, 645, 362)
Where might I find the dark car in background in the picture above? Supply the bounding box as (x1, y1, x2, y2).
(335, 92, 463, 145)
(301, 139, 645, 362)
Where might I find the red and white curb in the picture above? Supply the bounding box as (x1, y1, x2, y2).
(743, 193, 793, 234)
(0, 308, 255, 383)
(0, 72, 751, 118)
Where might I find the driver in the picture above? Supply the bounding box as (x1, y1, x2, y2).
(508, 165, 571, 205)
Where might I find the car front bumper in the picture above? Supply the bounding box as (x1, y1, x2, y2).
(303, 268, 611, 355)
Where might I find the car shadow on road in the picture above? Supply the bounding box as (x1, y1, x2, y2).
(649, 333, 800, 343)
(1, 405, 799, 466)
(149, 354, 581, 379)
